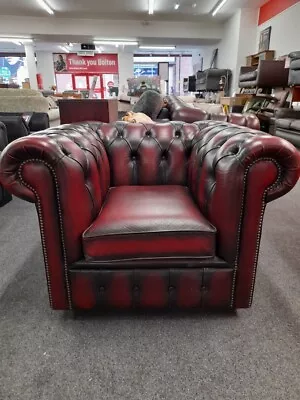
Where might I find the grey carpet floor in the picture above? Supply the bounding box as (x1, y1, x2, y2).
(0, 185, 300, 400)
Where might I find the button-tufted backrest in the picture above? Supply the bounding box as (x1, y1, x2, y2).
(97, 122, 198, 186)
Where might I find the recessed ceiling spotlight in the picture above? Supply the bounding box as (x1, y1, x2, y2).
(174, 3, 180, 10)
(192, 3, 197, 8)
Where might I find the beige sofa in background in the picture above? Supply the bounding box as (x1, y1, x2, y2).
(0, 88, 42, 97)
(0, 88, 60, 126)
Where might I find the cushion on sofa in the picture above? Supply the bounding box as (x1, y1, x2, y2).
(239, 70, 258, 82)
(290, 120, 300, 132)
(290, 59, 300, 71)
(83, 185, 216, 262)
(276, 118, 293, 130)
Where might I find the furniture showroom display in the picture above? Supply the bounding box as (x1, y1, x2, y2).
(58, 99, 118, 124)
(238, 60, 288, 91)
(165, 96, 260, 129)
(0, 121, 299, 312)
(271, 108, 300, 148)
(289, 51, 300, 102)
(196, 69, 232, 95)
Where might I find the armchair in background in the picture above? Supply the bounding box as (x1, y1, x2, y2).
(239, 60, 289, 93)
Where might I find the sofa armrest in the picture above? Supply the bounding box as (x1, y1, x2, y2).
(189, 121, 300, 308)
(274, 108, 300, 119)
(240, 66, 256, 75)
(0, 122, 110, 309)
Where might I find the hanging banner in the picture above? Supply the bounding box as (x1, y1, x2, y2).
(53, 53, 119, 74)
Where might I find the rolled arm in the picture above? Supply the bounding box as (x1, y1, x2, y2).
(189, 122, 300, 308)
(0, 123, 110, 309)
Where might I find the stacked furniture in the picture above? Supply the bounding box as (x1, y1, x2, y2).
(289, 51, 300, 102)
(239, 60, 288, 93)
(0, 121, 299, 311)
(196, 69, 232, 96)
(0, 122, 12, 206)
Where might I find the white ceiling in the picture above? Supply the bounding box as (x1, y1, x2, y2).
(0, 0, 268, 21)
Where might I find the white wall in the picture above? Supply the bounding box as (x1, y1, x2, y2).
(217, 10, 241, 93)
(36, 51, 56, 90)
(218, 8, 258, 93)
(257, 2, 300, 57)
(192, 46, 217, 72)
(118, 51, 133, 93)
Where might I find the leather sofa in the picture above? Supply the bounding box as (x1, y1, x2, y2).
(0, 112, 49, 136)
(271, 108, 300, 148)
(166, 96, 260, 129)
(239, 60, 288, 90)
(0, 121, 299, 312)
(0, 114, 30, 144)
(289, 52, 300, 86)
(0, 122, 12, 206)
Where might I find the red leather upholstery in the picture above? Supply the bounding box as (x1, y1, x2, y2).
(210, 112, 261, 130)
(97, 122, 197, 186)
(83, 185, 216, 261)
(0, 121, 299, 311)
(166, 95, 209, 123)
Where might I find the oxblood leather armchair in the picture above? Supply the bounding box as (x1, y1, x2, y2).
(0, 121, 299, 311)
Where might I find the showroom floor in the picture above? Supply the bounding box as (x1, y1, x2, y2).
(0, 185, 300, 400)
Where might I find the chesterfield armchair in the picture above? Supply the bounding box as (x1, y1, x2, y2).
(0, 121, 299, 311)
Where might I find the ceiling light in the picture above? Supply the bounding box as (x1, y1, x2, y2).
(37, 0, 54, 15)
(149, 0, 154, 14)
(94, 40, 138, 46)
(174, 3, 180, 10)
(0, 37, 33, 44)
(212, 0, 228, 16)
(59, 46, 69, 53)
(192, 3, 197, 8)
(139, 46, 176, 50)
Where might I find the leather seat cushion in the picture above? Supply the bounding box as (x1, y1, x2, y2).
(83, 185, 216, 262)
(239, 70, 258, 82)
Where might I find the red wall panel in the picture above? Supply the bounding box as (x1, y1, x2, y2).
(258, 0, 299, 25)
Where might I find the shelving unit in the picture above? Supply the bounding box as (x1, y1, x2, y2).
(246, 50, 275, 67)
